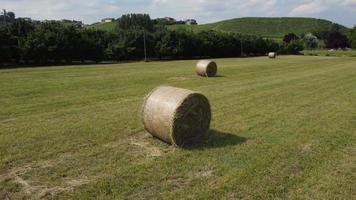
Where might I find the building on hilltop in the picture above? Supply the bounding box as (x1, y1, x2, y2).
(17, 17, 32, 22)
(154, 17, 177, 25)
(101, 18, 115, 23)
(164, 17, 176, 23)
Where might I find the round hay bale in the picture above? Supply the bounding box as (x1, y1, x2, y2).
(268, 52, 276, 58)
(196, 60, 217, 77)
(142, 86, 211, 147)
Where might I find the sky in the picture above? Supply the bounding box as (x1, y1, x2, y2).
(1, 0, 355, 27)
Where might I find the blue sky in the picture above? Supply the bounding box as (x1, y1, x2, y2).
(1, 0, 355, 27)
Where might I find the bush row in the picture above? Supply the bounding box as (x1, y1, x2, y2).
(0, 19, 300, 66)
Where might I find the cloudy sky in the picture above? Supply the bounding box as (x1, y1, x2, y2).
(1, 0, 355, 27)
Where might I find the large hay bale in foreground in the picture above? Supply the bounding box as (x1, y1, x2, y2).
(196, 60, 217, 77)
(268, 52, 277, 58)
(142, 86, 211, 147)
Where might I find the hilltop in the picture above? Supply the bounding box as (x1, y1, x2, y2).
(169, 17, 350, 38)
(89, 17, 350, 39)
(87, 21, 117, 32)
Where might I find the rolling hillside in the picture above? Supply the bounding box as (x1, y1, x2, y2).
(87, 21, 118, 32)
(89, 17, 350, 39)
(169, 17, 350, 38)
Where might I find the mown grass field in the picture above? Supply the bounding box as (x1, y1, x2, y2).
(303, 49, 356, 57)
(0, 56, 355, 199)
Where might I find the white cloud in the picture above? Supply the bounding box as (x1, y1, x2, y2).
(342, 0, 356, 6)
(0, 0, 122, 23)
(289, 1, 327, 16)
(148, 0, 278, 22)
(289, 0, 356, 16)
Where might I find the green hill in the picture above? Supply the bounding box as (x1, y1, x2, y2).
(87, 21, 117, 32)
(169, 17, 350, 38)
(88, 17, 350, 39)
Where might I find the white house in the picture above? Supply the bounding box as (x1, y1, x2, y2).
(101, 18, 115, 23)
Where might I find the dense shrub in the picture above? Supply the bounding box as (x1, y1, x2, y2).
(118, 14, 154, 31)
(283, 33, 299, 44)
(279, 40, 304, 54)
(0, 13, 292, 66)
(326, 32, 349, 49)
(18, 22, 109, 64)
(350, 27, 356, 49)
(304, 33, 319, 49)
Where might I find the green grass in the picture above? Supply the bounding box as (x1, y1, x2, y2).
(303, 49, 356, 57)
(86, 21, 118, 32)
(87, 17, 350, 39)
(168, 17, 350, 38)
(1, 56, 355, 199)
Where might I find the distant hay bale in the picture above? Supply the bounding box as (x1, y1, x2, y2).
(196, 60, 217, 77)
(142, 86, 211, 147)
(268, 52, 276, 58)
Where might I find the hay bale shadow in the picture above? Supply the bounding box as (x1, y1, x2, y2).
(186, 129, 246, 149)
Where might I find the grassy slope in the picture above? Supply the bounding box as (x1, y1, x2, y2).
(169, 17, 350, 38)
(1, 56, 356, 199)
(86, 21, 117, 32)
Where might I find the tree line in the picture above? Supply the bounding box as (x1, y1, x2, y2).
(0, 15, 281, 66)
(282, 23, 356, 51)
(1, 13, 355, 66)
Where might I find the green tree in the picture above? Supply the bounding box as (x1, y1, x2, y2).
(283, 33, 299, 44)
(7, 12, 15, 21)
(326, 31, 349, 49)
(350, 27, 356, 49)
(280, 39, 304, 54)
(117, 14, 154, 32)
(303, 33, 319, 49)
(0, 25, 14, 63)
(79, 29, 107, 62)
(10, 19, 35, 37)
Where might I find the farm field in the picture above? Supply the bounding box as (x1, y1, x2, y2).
(0, 56, 355, 199)
(303, 50, 356, 57)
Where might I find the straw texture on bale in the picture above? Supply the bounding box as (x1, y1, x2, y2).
(268, 52, 276, 58)
(142, 86, 211, 147)
(196, 60, 217, 77)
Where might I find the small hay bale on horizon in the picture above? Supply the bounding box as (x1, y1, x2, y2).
(268, 52, 277, 58)
(196, 60, 218, 77)
(141, 86, 211, 147)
